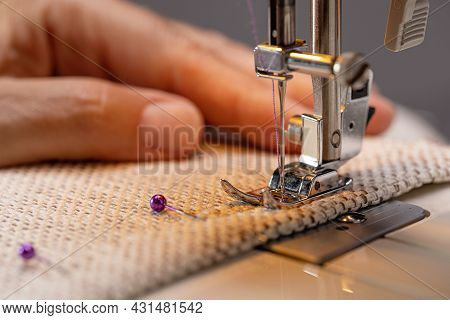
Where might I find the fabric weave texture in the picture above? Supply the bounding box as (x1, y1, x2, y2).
(0, 138, 449, 299)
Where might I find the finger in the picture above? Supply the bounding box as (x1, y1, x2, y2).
(0, 77, 204, 166)
(0, 0, 310, 144)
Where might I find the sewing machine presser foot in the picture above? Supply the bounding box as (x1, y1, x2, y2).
(221, 164, 352, 209)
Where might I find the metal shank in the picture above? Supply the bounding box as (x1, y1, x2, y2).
(311, 0, 342, 163)
(269, 0, 296, 46)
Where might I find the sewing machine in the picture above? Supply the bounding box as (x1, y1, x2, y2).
(217, 0, 433, 263)
(145, 0, 450, 299)
(222, 0, 429, 208)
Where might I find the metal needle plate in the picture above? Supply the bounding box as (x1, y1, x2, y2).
(262, 201, 429, 265)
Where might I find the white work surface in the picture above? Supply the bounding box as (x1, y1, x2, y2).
(145, 107, 450, 300)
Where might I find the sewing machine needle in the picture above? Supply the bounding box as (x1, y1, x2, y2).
(277, 80, 287, 195)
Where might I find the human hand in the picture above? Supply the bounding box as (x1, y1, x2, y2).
(0, 0, 394, 166)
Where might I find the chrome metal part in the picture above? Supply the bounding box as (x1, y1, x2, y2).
(255, 46, 370, 88)
(287, 115, 303, 145)
(333, 53, 370, 91)
(254, 40, 306, 80)
(220, 180, 263, 206)
(268, 164, 346, 197)
(340, 70, 373, 161)
(221, 177, 351, 209)
(224, 0, 356, 208)
(336, 212, 367, 224)
(311, 0, 342, 162)
(277, 80, 287, 193)
(269, 0, 296, 46)
(299, 114, 323, 169)
(222, 0, 427, 209)
(288, 52, 335, 78)
(221, 164, 352, 209)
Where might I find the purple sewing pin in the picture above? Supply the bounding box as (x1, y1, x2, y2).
(150, 194, 199, 219)
(18, 243, 36, 260)
(17, 242, 68, 273)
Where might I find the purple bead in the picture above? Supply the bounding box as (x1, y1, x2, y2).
(18, 243, 35, 260)
(150, 194, 167, 213)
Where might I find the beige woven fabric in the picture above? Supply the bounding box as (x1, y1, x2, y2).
(0, 138, 449, 299)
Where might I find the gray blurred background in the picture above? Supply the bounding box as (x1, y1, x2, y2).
(132, 0, 450, 138)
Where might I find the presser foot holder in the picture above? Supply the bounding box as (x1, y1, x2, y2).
(221, 164, 352, 209)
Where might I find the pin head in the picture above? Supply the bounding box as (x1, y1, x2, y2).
(18, 243, 35, 260)
(150, 194, 167, 213)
